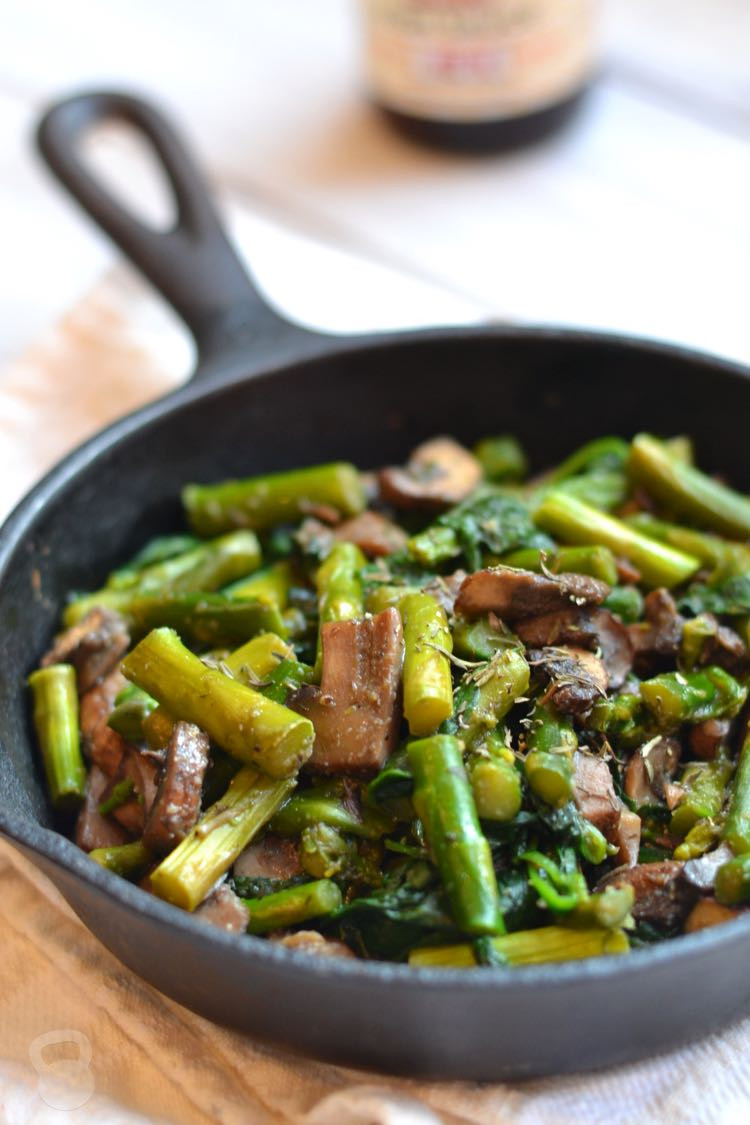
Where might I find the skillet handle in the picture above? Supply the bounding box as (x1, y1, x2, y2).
(36, 90, 326, 376)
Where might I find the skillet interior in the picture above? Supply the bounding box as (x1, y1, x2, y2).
(3, 328, 750, 1079)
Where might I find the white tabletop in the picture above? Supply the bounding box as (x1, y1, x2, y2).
(1, 0, 749, 369)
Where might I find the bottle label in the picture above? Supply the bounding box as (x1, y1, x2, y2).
(362, 0, 597, 122)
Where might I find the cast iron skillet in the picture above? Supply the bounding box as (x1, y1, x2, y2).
(1, 91, 750, 1081)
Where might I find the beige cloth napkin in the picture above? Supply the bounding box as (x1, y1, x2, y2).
(3, 264, 750, 1125)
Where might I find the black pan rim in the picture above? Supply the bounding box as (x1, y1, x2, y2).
(3, 321, 750, 996)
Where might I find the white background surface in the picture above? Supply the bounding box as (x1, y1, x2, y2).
(1, 0, 749, 369)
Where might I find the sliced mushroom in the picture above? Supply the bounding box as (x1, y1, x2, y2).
(682, 843, 735, 894)
(142, 721, 210, 855)
(624, 736, 681, 807)
(531, 646, 608, 716)
(234, 834, 303, 881)
(516, 607, 632, 689)
(614, 808, 642, 867)
(628, 588, 684, 676)
(272, 931, 356, 958)
(597, 861, 697, 929)
(41, 607, 130, 694)
(79, 668, 128, 777)
(689, 718, 731, 761)
(293, 607, 404, 775)
(379, 437, 482, 510)
(333, 511, 408, 557)
(572, 750, 622, 837)
(456, 567, 610, 621)
(75, 764, 130, 853)
(108, 748, 161, 835)
(421, 569, 468, 616)
(195, 885, 250, 933)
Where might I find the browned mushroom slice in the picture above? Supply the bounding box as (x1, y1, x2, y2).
(234, 834, 303, 881)
(41, 607, 130, 694)
(516, 607, 632, 688)
(194, 885, 250, 933)
(684, 898, 743, 933)
(378, 437, 482, 510)
(79, 668, 128, 776)
(624, 736, 681, 807)
(142, 721, 210, 854)
(421, 569, 468, 616)
(294, 607, 404, 774)
(614, 808, 641, 867)
(628, 588, 684, 676)
(597, 861, 697, 929)
(689, 717, 732, 761)
(108, 748, 161, 835)
(333, 511, 408, 557)
(691, 614, 750, 677)
(272, 931, 355, 958)
(572, 750, 622, 837)
(530, 646, 608, 716)
(75, 765, 130, 853)
(455, 567, 610, 621)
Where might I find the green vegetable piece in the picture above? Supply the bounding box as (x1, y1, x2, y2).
(678, 575, 750, 619)
(673, 819, 721, 861)
(602, 585, 644, 624)
(270, 791, 391, 839)
(401, 592, 454, 737)
(242, 878, 342, 935)
(299, 824, 358, 879)
(526, 702, 578, 754)
(107, 686, 158, 742)
(224, 560, 293, 609)
(127, 592, 286, 649)
(473, 435, 528, 482)
(65, 530, 262, 625)
(142, 705, 176, 752)
(150, 766, 295, 910)
(630, 433, 750, 539)
(365, 583, 420, 615)
(724, 725, 750, 856)
(409, 925, 629, 968)
(670, 760, 733, 838)
(524, 750, 574, 808)
(223, 632, 295, 683)
(469, 743, 522, 823)
(626, 513, 750, 579)
(97, 777, 136, 816)
(535, 491, 699, 589)
(27, 664, 86, 809)
(314, 541, 366, 672)
(408, 525, 461, 568)
(121, 628, 314, 777)
(640, 667, 747, 730)
(588, 693, 653, 750)
(549, 437, 630, 481)
(715, 854, 750, 905)
(89, 840, 153, 879)
(183, 462, 365, 536)
(454, 649, 530, 749)
(408, 734, 504, 936)
(501, 545, 619, 586)
(451, 614, 517, 662)
(106, 534, 200, 589)
(680, 615, 718, 671)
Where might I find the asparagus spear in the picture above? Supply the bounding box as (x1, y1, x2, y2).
(241, 879, 342, 935)
(224, 560, 293, 608)
(473, 434, 528, 482)
(107, 684, 158, 742)
(183, 462, 366, 536)
(670, 759, 733, 838)
(447, 648, 529, 749)
(126, 592, 286, 648)
(90, 840, 153, 879)
(270, 791, 391, 839)
(150, 766, 295, 909)
(65, 530, 262, 625)
(523, 702, 576, 808)
(222, 632, 295, 682)
(630, 433, 750, 539)
(27, 664, 86, 808)
(107, 534, 200, 589)
(501, 545, 619, 585)
(723, 725, 750, 855)
(401, 592, 454, 737)
(715, 853, 750, 905)
(409, 925, 629, 968)
(468, 733, 522, 823)
(640, 666, 747, 729)
(626, 513, 750, 578)
(534, 491, 700, 588)
(602, 585, 644, 624)
(314, 541, 366, 671)
(408, 735, 503, 936)
(121, 628, 314, 777)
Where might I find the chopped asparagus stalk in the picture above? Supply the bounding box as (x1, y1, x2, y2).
(630, 433, 750, 539)
(270, 791, 391, 839)
(409, 925, 630, 968)
(121, 628, 314, 777)
(401, 592, 454, 737)
(90, 840, 153, 879)
(27, 664, 86, 808)
(183, 462, 366, 536)
(534, 491, 700, 589)
(150, 766, 295, 910)
(241, 878, 342, 935)
(408, 735, 503, 936)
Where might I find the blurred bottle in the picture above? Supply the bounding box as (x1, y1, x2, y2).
(361, 0, 598, 152)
